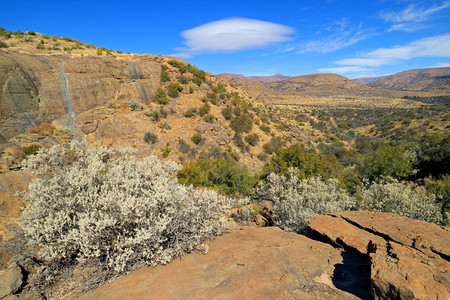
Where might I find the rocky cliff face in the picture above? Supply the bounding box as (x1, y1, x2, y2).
(0, 51, 161, 141)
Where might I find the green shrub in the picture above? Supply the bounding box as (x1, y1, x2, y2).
(167, 83, 183, 98)
(230, 115, 253, 133)
(203, 115, 215, 123)
(0, 41, 8, 48)
(233, 133, 245, 149)
(160, 68, 170, 82)
(162, 147, 172, 158)
(178, 139, 191, 153)
(221, 106, 233, 120)
(205, 92, 217, 105)
(259, 124, 270, 133)
(97, 48, 103, 55)
(27, 30, 36, 35)
(177, 75, 189, 84)
(358, 143, 414, 181)
(23, 144, 42, 156)
(144, 109, 160, 122)
(192, 77, 203, 86)
(245, 133, 260, 146)
(128, 99, 143, 111)
(261, 144, 340, 181)
(262, 137, 284, 155)
(178, 158, 256, 196)
(155, 88, 169, 104)
(184, 108, 196, 118)
(415, 132, 450, 178)
(143, 132, 158, 144)
(216, 83, 226, 93)
(427, 175, 450, 225)
(198, 103, 210, 117)
(191, 133, 203, 145)
(168, 59, 187, 73)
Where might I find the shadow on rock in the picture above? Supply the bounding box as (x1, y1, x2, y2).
(332, 251, 372, 300)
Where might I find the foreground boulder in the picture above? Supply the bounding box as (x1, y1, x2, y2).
(308, 211, 450, 300)
(80, 227, 368, 299)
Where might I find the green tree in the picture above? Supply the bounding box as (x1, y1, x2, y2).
(358, 143, 414, 181)
(261, 144, 341, 181)
(415, 133, 450, 178)
(178, 158, 256, 196)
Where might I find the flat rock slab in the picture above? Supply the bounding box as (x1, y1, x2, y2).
(308, 211, 450, 300)
(80, 227, 362, 300)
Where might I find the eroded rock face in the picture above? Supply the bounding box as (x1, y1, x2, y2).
(0, 52, 161, 140)
(308, 211, 450, 300)
(80, 227, 365, 300)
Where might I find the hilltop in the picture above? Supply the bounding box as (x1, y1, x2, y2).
(368, 67, 450, 93)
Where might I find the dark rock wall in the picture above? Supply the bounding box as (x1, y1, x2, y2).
(0, 52, 161, 140)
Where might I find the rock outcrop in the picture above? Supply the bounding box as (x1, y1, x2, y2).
(80, 226, 370, 300)
(308, 211, 450, 300)
(0, 51, 161, 140)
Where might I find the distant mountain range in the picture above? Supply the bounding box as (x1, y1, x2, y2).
(218, 67, 450, 100)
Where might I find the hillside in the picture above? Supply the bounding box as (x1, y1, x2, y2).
(268, 73, 382, 97)
(369, 67, 450, 93)
(0, 29, 322, 178)
(218, 72, 422, 109)
(352, 76, 385, 85)
(217, 73, 291, 83)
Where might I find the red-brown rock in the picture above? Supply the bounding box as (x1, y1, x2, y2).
(308, 211, 450, 300)
(80, 227, 365, 300)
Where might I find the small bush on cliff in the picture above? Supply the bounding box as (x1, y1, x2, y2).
(230, 115, 253, 133)
(143, 132, 158, 144)
(21, 140, 231, 289)
(254, 171, 356, 233)
(167, 83, 183, 98)
(155, 88, 169, 105)
(128, 99, 143, 111)
(22, 144, 42, 156)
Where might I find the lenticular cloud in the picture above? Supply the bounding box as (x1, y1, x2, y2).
(178, 18, 294, 56)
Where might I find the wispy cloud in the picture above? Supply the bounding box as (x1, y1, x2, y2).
(318, 66, 372, 73)
(296, 19, 369, 54)
(380, 1, 450, 32)
(322, 33, 450, 74)
(174, 18, 295, 57)
(433, 62, 450, 68)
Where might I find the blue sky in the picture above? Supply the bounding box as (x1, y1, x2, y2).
(2, 0, 450, 78)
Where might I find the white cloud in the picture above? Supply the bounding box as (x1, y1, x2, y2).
(322, 34, 450, 75)
(380, 1, 450, 32)
(318, 66, 372, 73)
(433, 62, 450, 67)
(174, 18, 295, 57)
(296, 19, 369, 54)
(334, 34, 450, 67)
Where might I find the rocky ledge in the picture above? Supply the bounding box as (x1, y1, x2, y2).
(308, 211, 450, 299)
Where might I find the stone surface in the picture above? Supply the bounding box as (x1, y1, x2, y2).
(0, 192, 26, 243)
(80, 227, 365, 300)
(0, 266, 23, 298)
(308, 211, 450, 300)
(0, 52, 160, 141)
